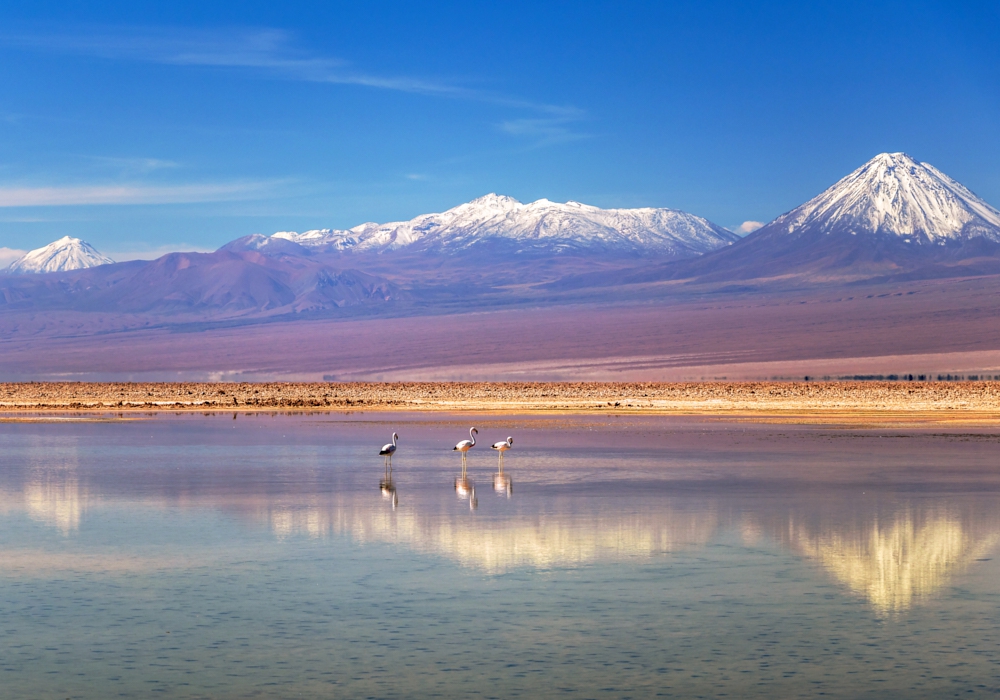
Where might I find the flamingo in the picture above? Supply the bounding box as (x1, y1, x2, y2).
(453, 427, 478, 475)
(491, 436, 513, 469)
(379, 432, 398, 474)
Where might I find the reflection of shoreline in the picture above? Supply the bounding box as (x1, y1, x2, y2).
(746, 506, 1000, 614)
(259, 499, 719, 573)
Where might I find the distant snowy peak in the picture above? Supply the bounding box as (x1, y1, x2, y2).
(272, 228, 360, 251)
(775, 152, 1000, 242)
(7, 236, 114, 274)
(262, 195, 737, 257)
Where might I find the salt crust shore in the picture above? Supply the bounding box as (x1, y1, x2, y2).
(2, 382, 1000, 421)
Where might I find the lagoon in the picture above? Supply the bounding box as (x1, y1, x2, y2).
(2, 412, 1000, 698)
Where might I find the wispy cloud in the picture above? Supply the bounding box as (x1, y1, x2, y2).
(0, 215, 56, 223)
(3, 27, 572, 109)
(105, 243, 216, 261)
(499, 115, 591, 147)
(735, 220, 765, 235)
(0, 247, 27, 266)
(85, 156, 181, 174)
(0, 180, 280, 207)
(16, 26, 461, 96)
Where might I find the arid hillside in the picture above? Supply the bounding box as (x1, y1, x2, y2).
(3, 275, 1000, 381)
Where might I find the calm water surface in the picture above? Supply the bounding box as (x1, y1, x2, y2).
(3, 412, 1000, 698)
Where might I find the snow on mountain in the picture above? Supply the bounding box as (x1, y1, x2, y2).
(260, 194, 738, 257)
(773, 152, 1000, 243)
(271, 228, 361, 251)
(7, 236, 115, 274)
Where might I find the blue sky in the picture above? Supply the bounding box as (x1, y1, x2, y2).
(0, 0, 997, 260)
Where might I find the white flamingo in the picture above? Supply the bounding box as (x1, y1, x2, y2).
(491, 436, 514, 497)
(453, 427, 478, 475)
(379, 432, 398, 473)
(491, 436, 513, 469)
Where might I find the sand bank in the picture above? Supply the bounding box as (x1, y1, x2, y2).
(2, 381, 1000, 423)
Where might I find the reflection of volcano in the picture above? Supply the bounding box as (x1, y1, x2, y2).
(24, 477, 84, 535)
(752, 505, 1000, 614)
(256, 500, 718, 573)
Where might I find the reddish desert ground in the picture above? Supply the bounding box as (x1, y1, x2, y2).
(2, 275, 1000, 382)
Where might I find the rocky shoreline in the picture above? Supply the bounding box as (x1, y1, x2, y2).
(2, 381, 1000, 418)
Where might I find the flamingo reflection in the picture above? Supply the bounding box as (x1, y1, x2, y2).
(379, 476, 398, 509)
(454, 475, 477, 510)
(493, 470, 512, 498)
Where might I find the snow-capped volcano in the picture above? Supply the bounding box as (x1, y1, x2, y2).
(773, 152, 1000, 243)
(669, 152, 1000, 282)
(7, 236, 114, 274)
(244, 194, 738, 257)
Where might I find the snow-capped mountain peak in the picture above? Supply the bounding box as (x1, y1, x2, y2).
(7, 236, 114, 274)
(251, 195, 738, 258)
(775, 152, 1000, 242)
(466, 193, 521, 209)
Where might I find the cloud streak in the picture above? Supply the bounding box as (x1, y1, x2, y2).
(85, 156, 181, 174)
(2, 27, 587, 143)
(0, 180, 280, 207)
(3, 27, 575, 112)
(499, 116, 591, 147)
(105, 243, 217, 261)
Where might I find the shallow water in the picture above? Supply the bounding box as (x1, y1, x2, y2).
(3, 412, 1000, 698)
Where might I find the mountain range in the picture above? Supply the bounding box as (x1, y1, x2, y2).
(0, 189, 750, 317)
(225, 193, 740, 257)
(3, 152, 1000, 380)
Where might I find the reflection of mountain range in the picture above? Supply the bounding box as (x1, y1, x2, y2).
(745, 504, 1000, 614)
(15, 447, 87, 535)
(23, 475, 85, 535)
(261, 499, 719, 572)
(4, 464, 999, 613)
(211, 493, 1000, 610)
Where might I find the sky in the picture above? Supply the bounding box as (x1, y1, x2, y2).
(0, 0, 998, 262)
